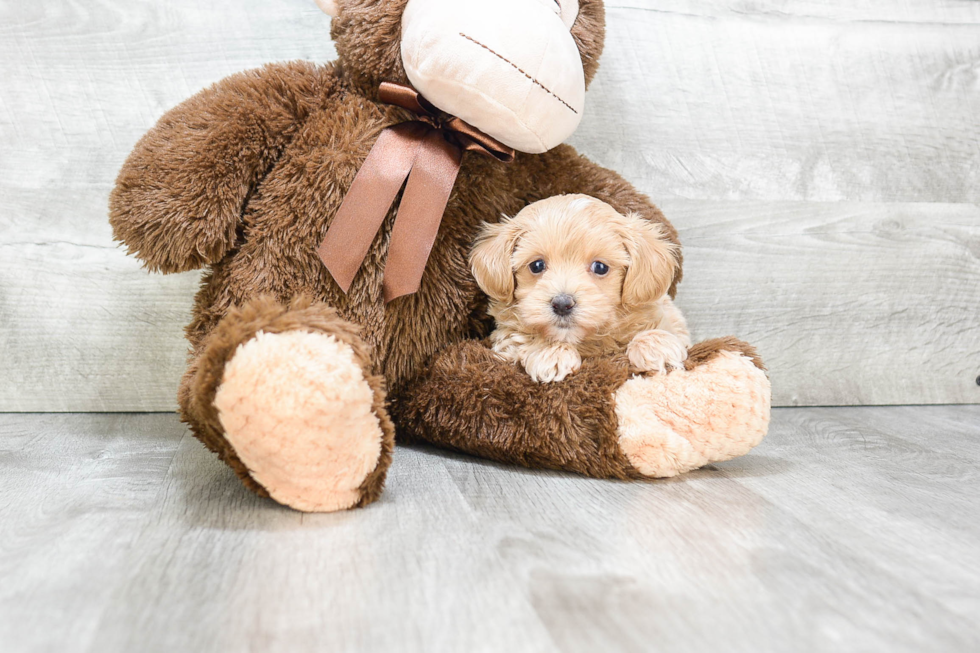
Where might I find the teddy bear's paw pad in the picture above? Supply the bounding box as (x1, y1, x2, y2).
(614, 350, 771, 477)
(214, 330, 384, 512)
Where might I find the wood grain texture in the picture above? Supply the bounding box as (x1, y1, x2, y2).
(666, 201, 980, 406)
(577, 2, 980, 202)
(1, 0, 978, 410)
(1, 409, 979, 652)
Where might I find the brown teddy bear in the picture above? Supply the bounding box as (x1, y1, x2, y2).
(109, 0, 771, 512)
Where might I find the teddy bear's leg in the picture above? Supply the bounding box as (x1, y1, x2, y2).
(392, 341, 647, 479)
(392, 338, 769, 480)
(178, 295, 394, 512)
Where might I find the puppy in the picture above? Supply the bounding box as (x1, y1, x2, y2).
(470, 194, 690, 383)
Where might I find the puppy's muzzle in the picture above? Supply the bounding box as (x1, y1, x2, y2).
(551, 294, 576, 317)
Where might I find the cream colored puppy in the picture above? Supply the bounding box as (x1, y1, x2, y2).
(470, 194, 691, 383)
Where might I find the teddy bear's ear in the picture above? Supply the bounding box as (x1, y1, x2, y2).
(315, 0, 339, 17)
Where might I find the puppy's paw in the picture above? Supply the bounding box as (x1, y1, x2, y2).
(524, 345, 582, 383)
(627, 329, 688, 375)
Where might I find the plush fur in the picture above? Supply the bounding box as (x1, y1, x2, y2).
(176, 295, 395, 508)
(392, 337, 769, 479)
(615, 350, 771, 476)
(471, 195, 691, 382)
(109, 0, 767, 512)
(215, 329, 385, 512)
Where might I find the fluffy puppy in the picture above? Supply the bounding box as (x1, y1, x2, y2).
(470, 194, 691, 383)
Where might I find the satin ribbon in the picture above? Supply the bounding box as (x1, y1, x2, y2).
(317, 82, 516, 303)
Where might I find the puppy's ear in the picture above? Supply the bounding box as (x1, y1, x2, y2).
(620, 212, 679, 308)
(470, 216, 524, 303)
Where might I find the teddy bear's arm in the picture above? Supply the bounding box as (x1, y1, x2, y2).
(510, 144, 683, 295)
(109, 61, 337, 273)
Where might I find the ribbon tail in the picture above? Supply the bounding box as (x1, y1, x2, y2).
(382, 130, 463, 303)
(318, 122, 427, 293)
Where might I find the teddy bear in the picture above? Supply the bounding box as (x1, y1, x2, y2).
(109, 0, 771, 513)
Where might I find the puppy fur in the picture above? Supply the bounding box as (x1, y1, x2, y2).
(471, 195, 691, 383)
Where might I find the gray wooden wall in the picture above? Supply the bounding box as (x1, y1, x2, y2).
(1, 0, 978, 411)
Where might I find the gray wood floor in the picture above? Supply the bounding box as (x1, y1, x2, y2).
(1, 407, 978, 652)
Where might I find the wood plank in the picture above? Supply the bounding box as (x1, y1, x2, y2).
(663, 200, 980, 406)
(2, 409, 979, 651)
(3, 195, 977, 409)
(0, 0, 338, 191)
(0, 187, 199, 411)
(0, 414, 186, 651)
(1, 0, 978, 409)
(436, 405, 980, 651)
(716, 407, 980, 626)
(572, 3, 980, 202)
(610, 0, 980, 23)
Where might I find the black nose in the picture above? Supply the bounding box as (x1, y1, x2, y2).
(551, 294, 576, 317)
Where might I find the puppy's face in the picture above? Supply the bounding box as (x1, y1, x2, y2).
(471, 195, 678, 344)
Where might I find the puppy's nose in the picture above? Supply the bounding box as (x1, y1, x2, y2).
(551, 294, 576, 317)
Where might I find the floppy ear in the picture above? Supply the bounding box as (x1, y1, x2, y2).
(620, 212, 679, 308)
(315, 0, 339, 17)
(469, 217, 525, 303)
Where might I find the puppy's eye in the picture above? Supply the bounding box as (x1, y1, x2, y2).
(529, 259, 546, 274)
(590, 261, 609, 276)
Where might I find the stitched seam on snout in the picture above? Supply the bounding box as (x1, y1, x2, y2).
(459, 33, 579, 115)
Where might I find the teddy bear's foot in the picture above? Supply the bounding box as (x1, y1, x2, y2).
(179, 295, 393, 512)
(614, 342, 771, 477)
(212, 329, 387, 512)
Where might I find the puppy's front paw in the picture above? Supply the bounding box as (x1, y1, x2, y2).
(524, 345, 582, 383)
(627, 330, 688, 375)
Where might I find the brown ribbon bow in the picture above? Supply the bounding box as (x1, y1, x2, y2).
(317, 82, 516, 303)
